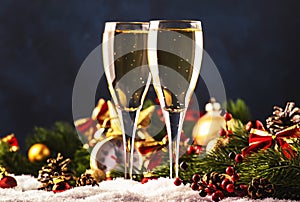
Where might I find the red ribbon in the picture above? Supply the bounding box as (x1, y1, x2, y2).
(242, 124, 300, 159)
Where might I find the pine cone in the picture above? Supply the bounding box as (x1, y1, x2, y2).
(76, 173, 98, 187)
(248, 178, 275, 199)
(266, 102, 300, 134)
(37, 153, 74, 191)
(202, 172, 227, 187)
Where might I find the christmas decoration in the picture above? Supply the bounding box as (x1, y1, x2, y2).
(266, 102, 300, 134)
(173, 177, 182, 186)
(76, 172, 98, 187)
(84, 168, 105, 183)
(189, 151, 247, 201)
(1, 99, 300, 201)
(248, 178, 275, 199)
(26, 122, 82, 162)
(52, 176, 71, 193)
(28, 143, 51, 163)
(192, 98, 225, 147)
(75, 99, 157, 149)
(242, 110, 300, 159)
(0, 167, 17, 189)
(37, 153, 74, 191)
(90, 136, 143, 176)
(0, 133, 19, 152)
(0, 122, 84, 177)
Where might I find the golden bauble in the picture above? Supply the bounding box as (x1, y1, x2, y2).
(28, 143, 50, 162)
(192, 98, 225, 146)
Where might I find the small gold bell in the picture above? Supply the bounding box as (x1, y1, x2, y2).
(192, 98, 225, 146)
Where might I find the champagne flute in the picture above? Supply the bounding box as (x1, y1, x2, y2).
(148, 20, 203, 178)
(102, 22, 151, 179)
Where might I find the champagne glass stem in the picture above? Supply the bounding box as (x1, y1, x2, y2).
(117, 109, 140, 179)
(164, 110, 185, 178)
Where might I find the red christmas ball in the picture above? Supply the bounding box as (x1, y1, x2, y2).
(0, 176, 17, 189)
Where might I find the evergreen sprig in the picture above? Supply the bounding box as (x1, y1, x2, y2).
(238, 143, 300, 200)
(152, 121, 250, 181)
(72, 147, 91, 177)
(225, 99, 251, 124)
(0, 122, 89, 177)
(0, 142, 39, 175)
(26, 122, 82, 159)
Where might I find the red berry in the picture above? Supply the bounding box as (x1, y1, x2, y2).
(231, 173, 240, 182)
(239, 184, 248, 191)
(226, 183, 235, 193)
(238, 184, 248, 197)
(205, 187, 213, 195)
(0, 176, 17, 188)
(191, 182, 200, 191)
(235, 154, 244, 163)
(194, 145, 202, 154)
(208, 183, 217, 190)
(219, 128, 227, 136)
(226, 166, 234, 176)
(187, 145, 195, 155)
(221, 178, 230, 190)
(174, 177, 182, 186)
(211, 192, 220, 201)
(224, 112, 233, 121)
(192, 174, 201, 182)
(215, 190, 225, 199)
(141, 177, 149, 184)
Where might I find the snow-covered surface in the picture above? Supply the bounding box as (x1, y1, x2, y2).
(0, 175, 297, 202)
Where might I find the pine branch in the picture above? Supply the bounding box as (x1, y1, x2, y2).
(0, 142, 42, 176)
(26, 122, 82, 159)
(225, 99, 251, 124)
(72, 147, 90, 177)
(152, 122, 250, 182)
(237, 143, 300, 200)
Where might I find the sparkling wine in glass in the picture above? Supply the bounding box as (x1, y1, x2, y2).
(102, 22, 151, 179)
(148, 20, 203, 178)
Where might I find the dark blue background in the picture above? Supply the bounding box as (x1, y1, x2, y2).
(1, 0, 300, 147)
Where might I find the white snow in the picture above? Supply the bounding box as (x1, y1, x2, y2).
(0, 175, 297, 202)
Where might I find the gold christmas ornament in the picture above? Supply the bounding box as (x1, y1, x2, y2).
(192, 98, 225, 146)
(28, 143, 51, 162)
